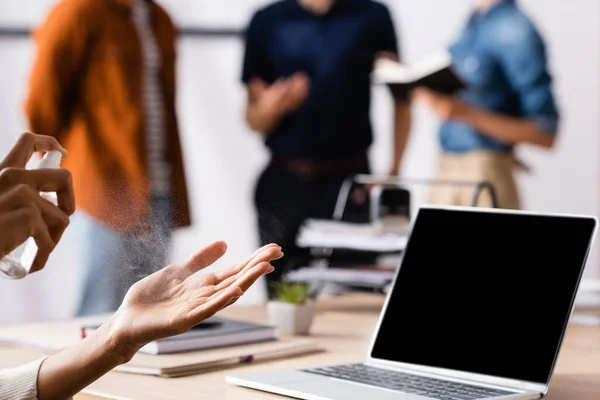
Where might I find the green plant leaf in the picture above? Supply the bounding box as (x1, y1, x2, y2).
(270, 281, 310, 305)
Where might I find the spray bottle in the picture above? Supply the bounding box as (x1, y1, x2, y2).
(0, 151, 63, 279)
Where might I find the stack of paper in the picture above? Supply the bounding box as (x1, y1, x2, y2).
(286, 266, 395, 288)
(296, 219, 408, 252)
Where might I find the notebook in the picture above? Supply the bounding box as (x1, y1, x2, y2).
(113, 336, 322, 377)
(82, 316, 276, 355)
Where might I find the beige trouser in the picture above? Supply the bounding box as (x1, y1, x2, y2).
(428, 151, 521, 209)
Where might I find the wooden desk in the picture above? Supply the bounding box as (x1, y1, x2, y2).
(1, 293, 599, 399)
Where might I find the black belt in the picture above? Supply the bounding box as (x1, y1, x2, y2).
(271, 154, 368, 177)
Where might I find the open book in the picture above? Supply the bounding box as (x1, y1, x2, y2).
(372, 51, 465, 98)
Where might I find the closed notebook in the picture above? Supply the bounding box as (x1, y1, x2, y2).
(112, 337, 322, 378)
(372, 50, 465, 98)
(82, 316, 276, 355)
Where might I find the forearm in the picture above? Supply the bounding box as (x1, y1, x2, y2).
(37, 318, 137, 400)
(391, 101, 412, 174)
(455, 103, 555, 148)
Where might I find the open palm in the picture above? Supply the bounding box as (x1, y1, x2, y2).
(109, 242, 283, 352)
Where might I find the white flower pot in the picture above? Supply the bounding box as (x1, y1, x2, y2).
(267, 300, 316, 336)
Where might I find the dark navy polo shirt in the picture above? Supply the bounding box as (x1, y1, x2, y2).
(242, 0, 399, 161)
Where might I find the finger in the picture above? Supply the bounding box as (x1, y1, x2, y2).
(249, 77, 267, 94)
(0, 184, 70, 247)
(17, 204, 55, 273)
(275, 82, 293, 99)
(375, 51, 399, 63)
(211, 247, 282, 290)
(222, 296, 240, 310)
(213, 244, 281, 283)
(0, 168, 75, 215)
(203, 262, 274, 308)
(413, 87, 437, 101)
(232, 262, 275, 293)
(0, 133, 67, 169)
(187, 286, 244, 323)
(27, 169, 75, 216)
(0, 209, 39, 259)
(292, 71, 309, 81)
(411, 87, 426, 99)
(176, 241, 227, 278)
(211, 243, 275, 282)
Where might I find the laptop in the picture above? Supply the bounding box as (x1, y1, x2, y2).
(227, 206, 598, 400)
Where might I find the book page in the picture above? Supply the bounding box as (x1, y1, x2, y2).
(372, 59, 416, 84)
(372, 50, 452, 84)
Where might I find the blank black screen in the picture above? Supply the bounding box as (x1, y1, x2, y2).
(371, 209, 596, 384)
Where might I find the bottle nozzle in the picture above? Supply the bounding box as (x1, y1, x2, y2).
(37, 151, 63, 169)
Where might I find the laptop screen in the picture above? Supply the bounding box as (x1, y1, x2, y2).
(370, 208, 596, 384)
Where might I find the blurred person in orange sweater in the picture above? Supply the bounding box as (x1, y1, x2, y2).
(25, 0, 190, 316)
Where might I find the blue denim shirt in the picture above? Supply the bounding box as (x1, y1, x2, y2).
(440, 0, 559, 153)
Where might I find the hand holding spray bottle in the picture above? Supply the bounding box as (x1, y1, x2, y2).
(0, 151, 63, 279)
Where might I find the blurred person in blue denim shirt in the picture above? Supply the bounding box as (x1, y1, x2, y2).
(414, 0, 559, 209)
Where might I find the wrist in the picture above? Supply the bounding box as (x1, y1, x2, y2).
(95, 314, 140, 365)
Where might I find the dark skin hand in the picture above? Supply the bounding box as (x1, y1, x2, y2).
(246, 72, 311, 134)
(0, 132, 73, 272)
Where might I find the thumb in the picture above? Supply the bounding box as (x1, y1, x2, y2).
(249, 77, 267, 94)
(411, 87, 430, 101)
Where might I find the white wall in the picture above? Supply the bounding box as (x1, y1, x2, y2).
(0, 0, 598, 325)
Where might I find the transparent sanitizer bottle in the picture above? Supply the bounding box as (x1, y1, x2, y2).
(0, 151, 63, 280)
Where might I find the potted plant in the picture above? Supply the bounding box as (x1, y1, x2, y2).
(267, 281, 316, 336)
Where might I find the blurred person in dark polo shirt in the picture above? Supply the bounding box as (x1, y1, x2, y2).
(241, 0, 412, 297)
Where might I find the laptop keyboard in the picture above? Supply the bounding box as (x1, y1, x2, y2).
(304, 363, 514, 399)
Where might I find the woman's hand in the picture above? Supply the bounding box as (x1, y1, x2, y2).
(105, 242, 284, 358)
(0, 133, 74, 271)
(37, 243, 283, 400)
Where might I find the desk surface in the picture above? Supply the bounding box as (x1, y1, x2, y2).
(1, 293, 600, 400)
